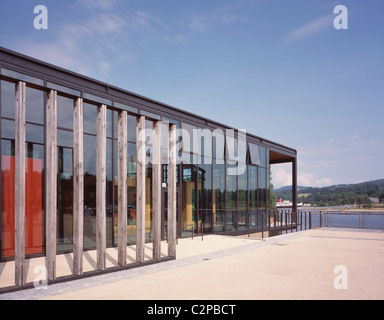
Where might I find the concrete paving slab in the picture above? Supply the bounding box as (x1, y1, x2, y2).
(1, 228, 384, 300)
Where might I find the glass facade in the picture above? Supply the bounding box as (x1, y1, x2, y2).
(0, 52, 296, 264)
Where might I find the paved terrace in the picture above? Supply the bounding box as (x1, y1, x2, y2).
(1, 227, 384, 300)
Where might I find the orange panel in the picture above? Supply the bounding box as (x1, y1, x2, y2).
(1, 156, 43, 258)
(2, 156, 15, 257)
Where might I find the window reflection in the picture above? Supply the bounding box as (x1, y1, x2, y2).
(57, 145, 73, 253)
(248, 166, 258, 227)
(238, 166, 247, 230)
(26, 87, 44, 125)
(57, 95, 73, 130)
(213, 159, 225, 232)
(1, 80, 15, 119)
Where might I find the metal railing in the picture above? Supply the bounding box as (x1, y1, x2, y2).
(322, 211, 384, 229)
(181, 209, 384, 241)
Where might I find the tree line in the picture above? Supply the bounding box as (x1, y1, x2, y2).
(274, 179, 384, 207)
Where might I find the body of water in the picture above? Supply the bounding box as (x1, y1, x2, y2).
(299, 210, 384, 229)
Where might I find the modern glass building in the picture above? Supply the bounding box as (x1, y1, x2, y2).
(0, 47, 297, 285)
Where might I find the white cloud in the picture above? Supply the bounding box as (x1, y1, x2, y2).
(14, 10, 137, 79)
(188, 6, 247, 32)
(283, 14, 333, 45)
(77, 0, 120, 11)
(271, 164, 292, 188)
(271, 163, 332, 188)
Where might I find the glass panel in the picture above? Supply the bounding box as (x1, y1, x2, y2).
(57, 129, 73, 149)
(238, 166, 247, 230)
(114, 139, 137, 245)
(212, 129, 225, 160)
(26, 87, 44, 125)
(182, 165, 196, 236)
(248, 166, 257, 227)
(1, 119, 15, 139)
(199, 128, 212, 159)
(57, 144, 73, 253)
(249, 143, 261, 166)
(225, 131, 238, 163)
(107, 109, 112, 139)
(127, 142, 137, 245)
(106, 138, 113, 247)
(258, 145, 267, 168)
(127, 115, 136, 143)
(1, 80, 15, 119)
(26, 124, 44, 144)
(226, 162, 237, 231)
(181, 122, 196, 154)
(1, 139, 15, 258)
(57, 95, 74, 130)
(83, 103, 97, 135)
(199, 160, 212, 233)
(258, 167, 267, 227)
(84, 134, 97, 250)
(25, 143, 44, 255)
(212, 160, 225, 232)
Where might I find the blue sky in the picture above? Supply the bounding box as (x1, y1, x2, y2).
(1, 0, 383, 188)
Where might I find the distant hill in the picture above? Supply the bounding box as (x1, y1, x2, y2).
(274, 179, 384, 207)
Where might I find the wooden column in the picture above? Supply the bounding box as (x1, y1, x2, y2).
(152, 121, 162, 260)
(168, 124, 177, 258)
(73, 98, 84, 275)
(96, 104, 107, 270)
(45, 90, 57, 280)
(117, 111, 127, 267)
(15, 81, 26, 286)
(136, 116, 146, 263)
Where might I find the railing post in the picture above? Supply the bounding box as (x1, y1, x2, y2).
(280, 211, 283, 234)
(261, 213, 264, 239)
(274, 212, 277, 235)
(285, 211, 288, 234)
(304, 211, 306, 229)
(300, 211, 303, 231)
(309, 211, 312, 229)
